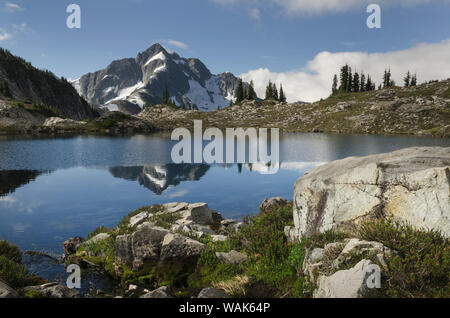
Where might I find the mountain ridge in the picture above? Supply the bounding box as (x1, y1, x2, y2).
(74, 43, 252, 112)
(0, 48, 98, 120)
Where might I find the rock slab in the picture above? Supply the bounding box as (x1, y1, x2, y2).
(293, 147, 450, 238)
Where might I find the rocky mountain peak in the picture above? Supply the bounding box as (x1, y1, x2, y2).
(74, 43, 254, 113)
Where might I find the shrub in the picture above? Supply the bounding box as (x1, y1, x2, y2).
(304, 230, 349, 249)
(149, 212, 182, 230)
(25, 290, 41, 298)
(0, 256, 29, 288)
(0, 240, 22, 263)
(358, 219, 449, 298)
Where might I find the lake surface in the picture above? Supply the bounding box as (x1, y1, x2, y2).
(0, 133, 449, 288)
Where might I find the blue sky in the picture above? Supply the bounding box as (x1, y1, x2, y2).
(1, 0, 450, 101)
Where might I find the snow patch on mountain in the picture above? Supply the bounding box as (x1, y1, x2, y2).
(145, 51, 167, 66)
(106, 81, 144, 105)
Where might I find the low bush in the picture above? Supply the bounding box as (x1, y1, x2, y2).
(0, 240, 22, 263)
(0, 256, 29, 288)
(358, 219, 449, 298)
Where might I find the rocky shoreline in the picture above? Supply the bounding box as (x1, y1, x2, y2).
(1, 147, 449, 298)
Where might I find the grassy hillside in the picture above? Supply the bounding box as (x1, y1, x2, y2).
(141, 79, 450, 137)
(0, 48, 98, 120)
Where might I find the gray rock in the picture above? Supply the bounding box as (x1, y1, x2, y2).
(333, 239, 392, 269)
(140, 286, 173, 298)
(43, 117, 86, 129)
(115, 224, 170, 271)
(0, 279, 19, 298)
(24, 283, 79, 298)
(182, 203, 216, 225)
(164, 202, 189, 213)
(86, 233, 110, 245)
(211, 235, 227, 242)
(160, 233, 206, 262)
(314, 259, 376, 298)
(215, 250, 247, 266)
(129, 211, 150, 228)
(259, 197, 288, 211)
(198, 288, 228, 298)
(293, 147, 450, 239)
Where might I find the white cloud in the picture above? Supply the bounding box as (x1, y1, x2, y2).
(166, 39, 189, 50)
(249, 7, 261, 20)
(0, 30, 12, 42)
(240, 39, 450, 103)
(212, 0, 439, 15)
(5, 2, 24, 13)
(12, 23, 28, 31)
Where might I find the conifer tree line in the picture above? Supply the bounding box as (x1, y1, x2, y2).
(264, 80, 286, 103)
(332, 64, 419, 95)
(234, 78, 257, 104)
(332, 64, 376, 95)
(403, 71, 417, 87)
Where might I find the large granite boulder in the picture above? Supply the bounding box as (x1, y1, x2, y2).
(292, 147, 450, 239)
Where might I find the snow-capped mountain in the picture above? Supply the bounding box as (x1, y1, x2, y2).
(109, 164, 210, 195)
(73, 43, 252, 112)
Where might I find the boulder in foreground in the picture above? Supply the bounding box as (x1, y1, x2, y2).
(292, 147, 450, 239)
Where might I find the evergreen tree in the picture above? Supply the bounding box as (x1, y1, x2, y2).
(265, 80, 273, 100)
(366, 75, 373, 92)
(235, 78, 244, 104)
(0, 81, 12, 98)
(162, 87, 170, 105)
(279, 84, 286, 103)
(339, 65, 349, 92)
(247, 80, 256, 100)
(332, 74, 338, 95)
(352, 72, 360, 92)
(383, 69, 389, 88)
(404, 71, 411, 87)
(360, 73, 366, 92)
(347, 67, 353, 92)
(410, 73, 417, 86)
(272, 83, 278, 100)
(384, 68, 392, 87)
